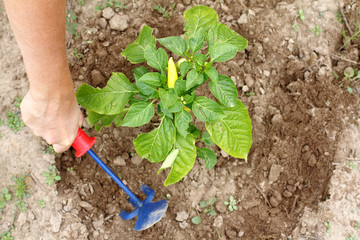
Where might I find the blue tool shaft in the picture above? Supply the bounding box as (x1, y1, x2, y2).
(87, 149, 142, 207)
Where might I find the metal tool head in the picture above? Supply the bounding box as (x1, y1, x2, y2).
(120, 185, 168, 231)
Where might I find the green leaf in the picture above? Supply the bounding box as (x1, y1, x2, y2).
(168, 99, 183, 113)
(133, 66, 149, 81)
(208, 209, 216, 216)
(159, 101, 173, 119)
(55, 176, 61, 181)
(158, 36, 186, 56)
(209, 75, 238, 107)
(192, 96, 225, 122)
(144, 45, 168, 71)
(209, 43, 238, 62)
(216, 23, 248, 51)
(197, 148, 217, 169)
(200, 131, 214, 146)
(2, 188, 8, 195)
(191, 216, 202, 225)
(174, 79, 187, 96)
(77, 72, 138, 115)
(184, 5, 218, 37)
(205, 24, 218, 49)
(204, 67, 219, 82)
(114, 109, 128, 127)
(0, 201, 5, 209)
(164, 133, 197, 186)
(199, 201, 207, 208)
(206, 100, 252, 160)
(188, 124, 201, 138)
(87, 110, 117, 131)
(136, 72, 162, 96)
(122, 102, 154, 127)
(159, 88, 178, 108)
(193, 53, 206, 66)
(175, 108, 192, 137)
(209, 197, 216, 205)
(186, 69, 204, 90)
(134, 116, 175, 163)
(157, 149, 180, 174)
(180, 61, 193, 77)
(184, 92, 196, 104)
(190, 28, 204, 53)
(121, 25, 156, 63)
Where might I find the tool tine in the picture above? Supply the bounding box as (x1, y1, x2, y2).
(140, 185, 155, 203)
(120, 208, 140, 220)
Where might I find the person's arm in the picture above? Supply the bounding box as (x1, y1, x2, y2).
(4, 0, 83, 153)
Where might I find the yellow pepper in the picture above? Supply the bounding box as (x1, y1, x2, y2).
(167, 57, 178, 88)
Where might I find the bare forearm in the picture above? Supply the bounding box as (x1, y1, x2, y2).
(4, 0, 73, 100)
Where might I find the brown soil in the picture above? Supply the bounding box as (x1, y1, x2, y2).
(1, 0, 359, 239)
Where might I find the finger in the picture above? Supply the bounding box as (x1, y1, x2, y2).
(52, 143, 70, 153)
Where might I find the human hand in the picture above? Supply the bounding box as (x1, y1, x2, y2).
(20, 91, 83, 153)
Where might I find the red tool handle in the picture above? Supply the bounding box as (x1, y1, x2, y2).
(72, 128, 96, 157)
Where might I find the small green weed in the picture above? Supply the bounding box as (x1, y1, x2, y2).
(340, 18, 360, 50)
(324, 221, 331, 234)
(78, 0, 85, 5)
(298, 9, 305, 21)
(37, 199, 46, 208)
(66, 10, 79, 38)
(343, 67, 360, 82)
(292, 22, 299, 32)
(355, 221, 360, 229)
(336, 11, 344, 23)
(246, 91, 255, 96)
(12, 175, 29, 212)
(199, 197, 216, 216)
(153, 2, 176, 18)
(164, 193, 171, 199)
(191, 215, 201, 225)
(6, 110, 24, 133)
(348, 161, 356, 170)
(67, 167, 74, 172)
(224, 195, 237, 211)
(347, 87, 353, 94)
(42, 165, 61, 186)
(346, 233, 357, 240)
(73, 48, 84, 59)
(95, 0, 126, 12)
(311, 25, 322, 37)
(0, 232, 14, 240)
(41, 145, 60, 156)
(0, 188, 11, 209)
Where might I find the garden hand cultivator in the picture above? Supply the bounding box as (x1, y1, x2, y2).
(71, 128, 168, 231)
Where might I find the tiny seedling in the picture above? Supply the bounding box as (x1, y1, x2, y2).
(292, 22, 299, 32)
(191, 215, 201, 225)
(42, 165, 61, 186)
(73, 48, 84, 60)
(311, 25, 322, 37)
(164, 193, 171, 199)
(0, 188, 11, 209)
(246, 91, 255, 96)
(343, 67, 360, 82)
(113, 0, 126, 10)
(41, 145, 59, 156)
(298, 9, 305, 21)
(0, 232, 14, 240)
(37, 199, 46, 208)
(12, 175, 29, 212)
(347, 87, 354, 94)
(336, 11, 344, 23)
(348, 161, 356, 170)
(324, 221, 331, 234)
(66, 10, 79, 38)
(95, 0, 126, 12)
(355, 221, 360, 229)
(78, 0, 85, 5)
(346, 234, 356, 240)
(6, 110, 25, 133)
(153, 2, 176, 18)
(340, 18, 360, 50)
(224, 195, 237, 211)
(67, 167, 74, 172)
(199, 197, 216, 216)
(0, 119, 3, 126)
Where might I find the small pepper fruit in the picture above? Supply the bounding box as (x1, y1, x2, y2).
(167, 57, 178, 88)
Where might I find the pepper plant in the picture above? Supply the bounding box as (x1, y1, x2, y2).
(76, 5, 252, 186)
